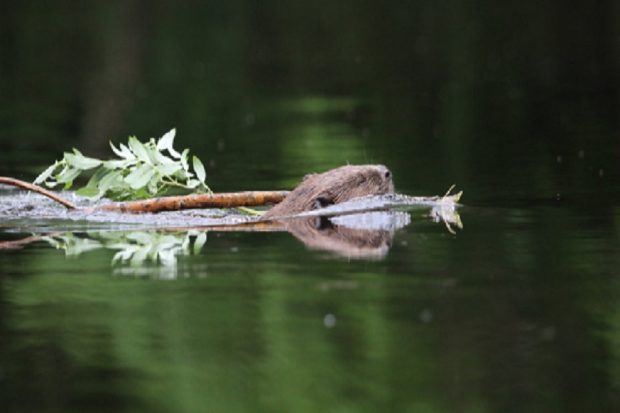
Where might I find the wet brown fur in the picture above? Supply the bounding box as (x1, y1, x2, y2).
(262, 164, 394, 220)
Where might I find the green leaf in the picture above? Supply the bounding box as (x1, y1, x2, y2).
(78, 168, 108, 198)
(43, 181, 61, 188)
(34, 161, 60, 185)
(109, 141, 124, 158)
(157, 128, 182, 159)
(128, 137, 151, 164)
(143, 143, 162, 166)
(173, 169, 189, 180)
(157, 163, 182, 176)
(34, 129, 212, 202)
(147, 175, 160, 195)
(64, 151, 102, 170)
(110, 142, 135, 160)
(56, 166, 81, 184)
(76, 186, 101, 197)
(99, 170, 125, 195)
(103, 159, 132, 169)
(124, 163, 156, 189)
(152, 149, 176, 166)
(131, 187, 152, 200)
(180, 149, 190, 171)
(192, 156, 206, 183)
(186, 179, 201, 188)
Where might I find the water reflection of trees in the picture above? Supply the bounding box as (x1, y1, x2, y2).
(2, 2, 620, 411)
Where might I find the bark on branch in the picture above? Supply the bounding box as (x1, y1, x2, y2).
(0, 177, 288, 213)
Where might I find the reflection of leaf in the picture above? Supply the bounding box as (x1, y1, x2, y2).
(194, 232, 207, 254)
(41, 230, 209, 277)
(158, 248, 177, 266)
(41, 234, 103, 256)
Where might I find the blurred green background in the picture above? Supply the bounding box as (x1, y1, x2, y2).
(2, 1, 618, 197)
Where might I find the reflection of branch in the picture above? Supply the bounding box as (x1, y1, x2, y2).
(0, 234, 48, 250)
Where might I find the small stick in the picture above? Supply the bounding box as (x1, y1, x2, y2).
(0, 177, 77, 209)
(0, 176, 288, 213)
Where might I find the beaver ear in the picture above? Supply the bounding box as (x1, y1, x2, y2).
(302, 173, 317, 181)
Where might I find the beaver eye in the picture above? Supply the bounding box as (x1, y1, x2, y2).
(384, 170, 391, 179)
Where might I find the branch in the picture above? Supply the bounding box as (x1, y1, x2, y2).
(0, 176, 288, 213)
(97, 191, 289, 213)
(0, 177, 77, 209)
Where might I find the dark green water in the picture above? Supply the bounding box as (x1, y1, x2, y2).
(2, 1, 620, 412)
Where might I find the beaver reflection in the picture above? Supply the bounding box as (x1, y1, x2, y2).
(262, 164, 400, 259)
(281, 211, 409, 260)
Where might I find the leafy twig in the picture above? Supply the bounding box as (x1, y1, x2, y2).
(33, 128, 212, 201)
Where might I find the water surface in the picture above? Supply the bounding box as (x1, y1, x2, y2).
(2, 1, 620, 412)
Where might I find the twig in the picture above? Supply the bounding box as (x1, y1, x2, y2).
(0, 177, 77, 209)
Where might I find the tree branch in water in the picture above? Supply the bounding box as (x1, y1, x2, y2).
(0, 177, 288, 213)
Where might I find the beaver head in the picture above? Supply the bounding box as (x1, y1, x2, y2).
(261, 164, 394, 220)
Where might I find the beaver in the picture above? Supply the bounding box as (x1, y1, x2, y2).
(261, 164, 394, 220)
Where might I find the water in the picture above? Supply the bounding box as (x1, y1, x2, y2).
(1, 195, 618, 412)
(3, 1, 620, 412)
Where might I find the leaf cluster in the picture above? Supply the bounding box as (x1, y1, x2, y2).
(34, 129, 211, 200)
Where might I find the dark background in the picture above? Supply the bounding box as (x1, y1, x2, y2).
(2, 1, 618, 200)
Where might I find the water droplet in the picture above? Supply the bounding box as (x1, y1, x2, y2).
(323, 313, 337, 328)
(556, 155, 563, 163)
(578, 149, 584, 159)
(419, 309, 433, 323)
